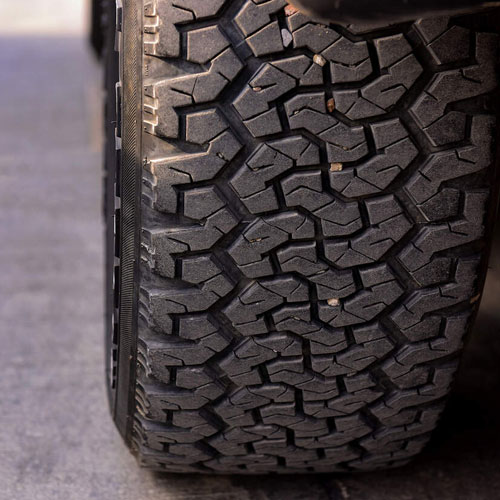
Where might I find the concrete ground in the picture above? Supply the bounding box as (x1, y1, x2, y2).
(1, 29, 500, 500)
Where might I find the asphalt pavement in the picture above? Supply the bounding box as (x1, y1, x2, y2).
(1, 34, 500, 500)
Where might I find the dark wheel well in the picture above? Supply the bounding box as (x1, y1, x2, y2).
(90, 0, 109, 58)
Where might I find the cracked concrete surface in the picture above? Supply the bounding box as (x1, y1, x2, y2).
(1, 27, 500, 500)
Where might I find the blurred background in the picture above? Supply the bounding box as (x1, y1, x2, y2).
(1, 1, 500, 499)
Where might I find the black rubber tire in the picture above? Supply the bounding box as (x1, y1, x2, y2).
(102, 0, 119, 403)
(107, 0, 500, 473)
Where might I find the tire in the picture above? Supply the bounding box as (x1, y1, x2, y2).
(107, 0, 500, 473)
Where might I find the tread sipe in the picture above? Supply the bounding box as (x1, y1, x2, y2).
(112, 0, 500, 473)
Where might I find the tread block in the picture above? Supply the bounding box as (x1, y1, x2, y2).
(144, 0, 227, 57)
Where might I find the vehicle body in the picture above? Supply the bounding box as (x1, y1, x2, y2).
(289, 0, 500, 24)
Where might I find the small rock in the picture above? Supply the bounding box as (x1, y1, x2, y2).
(470, 293, 482, 304)
(327, 98, 335, 113)
(327, 298, 340, 307)
(313, 54, 327, 67)
(330, 163, 343, 172)
(281, 28, 293, 47)
(252, 86, 262, 92)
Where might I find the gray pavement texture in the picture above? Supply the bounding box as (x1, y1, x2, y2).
(1, 35, 500, 500)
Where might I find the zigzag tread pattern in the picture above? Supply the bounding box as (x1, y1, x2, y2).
(133, 1, 499, 473)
